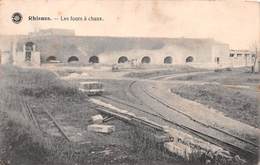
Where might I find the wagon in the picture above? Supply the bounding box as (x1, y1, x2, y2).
(79, 81, 104, 96)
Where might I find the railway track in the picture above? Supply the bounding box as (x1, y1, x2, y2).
(98, 94, 258, 160)
(127, 81, 165, 119)
(97, 81, 258, 160)
(139, 83, 259, 154)
(129, 80, 259, 149)
(142, 87, 258, 146)
(19, 97, 70, 142)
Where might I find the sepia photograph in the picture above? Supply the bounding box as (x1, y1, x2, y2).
(0, 0, 259, 165)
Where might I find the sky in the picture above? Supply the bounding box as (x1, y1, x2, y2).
(0, 0, 259, 49)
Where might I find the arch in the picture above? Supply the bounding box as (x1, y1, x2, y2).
(25, 42, 35, 52)
(68, 56, 79, 63)
(141, 56, 151, 64)
(118, 56, 128, 63)
(185, 56, 194, 63)
(89, 56, 99, 63)
(164, 56, 172, 64)
(46, 56, 57, 62)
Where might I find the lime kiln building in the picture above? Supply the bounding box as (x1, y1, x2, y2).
(0, 29, 256, 69)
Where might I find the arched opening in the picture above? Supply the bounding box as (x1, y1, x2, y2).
(89, 56, 99, 63)
(118, 56, 128, 63)
(25, 42, 35, 61)
(141, 56, 151, 64)
(68, 56, 79, 63)
(25, 42, 35, 52)
(164, 56, 172, 64)
(185, 56, 194, 63)
(46, 56, 57, 62)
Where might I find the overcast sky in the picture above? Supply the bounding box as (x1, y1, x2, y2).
(0, 0, 259, 49)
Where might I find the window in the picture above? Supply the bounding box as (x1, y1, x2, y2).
(25, 42, 35, 52)
(25, 52, 31, 61)
(25, 42, 35, 62)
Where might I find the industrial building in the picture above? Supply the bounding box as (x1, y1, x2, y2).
(0, 29, 256, 69)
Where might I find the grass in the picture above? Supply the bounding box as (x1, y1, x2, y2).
(0, 65, 88, 165)
(0, 65, 179, 165)
(0, 65, 253, 165)
(171, 84, 258, 129)
(1, 111, 49, 164)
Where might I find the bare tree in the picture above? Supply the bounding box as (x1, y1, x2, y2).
(250, 41, 259, 73)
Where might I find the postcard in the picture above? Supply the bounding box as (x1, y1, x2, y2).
(0, 0, 259, 165)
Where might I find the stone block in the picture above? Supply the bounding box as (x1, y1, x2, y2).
(91, 115, 104, 124)
(88, 124, 115, 133)
(164, 142, 192, 160)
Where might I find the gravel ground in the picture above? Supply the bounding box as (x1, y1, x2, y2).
(171, 84, 258, 128)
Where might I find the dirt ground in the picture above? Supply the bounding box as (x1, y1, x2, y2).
(0, 65, 193, 165)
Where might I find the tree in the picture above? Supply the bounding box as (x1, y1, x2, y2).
(250, 41, 259, 73)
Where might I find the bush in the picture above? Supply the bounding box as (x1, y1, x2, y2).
(20, 85, 84, 98)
